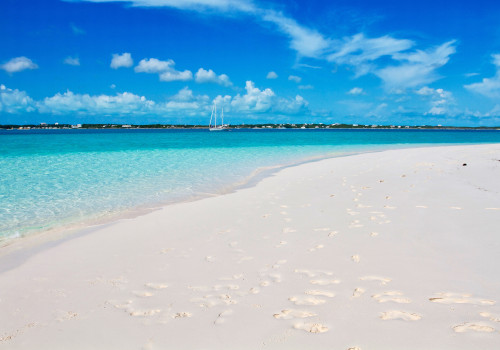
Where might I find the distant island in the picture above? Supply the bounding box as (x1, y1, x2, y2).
(1, 123, 499, 130)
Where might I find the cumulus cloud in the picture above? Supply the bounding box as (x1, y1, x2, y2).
(230, 80, 307, 114)
(64, 57, 81, 66)
(0, 84, 36, 113)
(1, 57, 38, 73)
(0, 81, 307, 118)
(195, 68, 232, 86)
(110, 53, 133, 69)
(464, 54, 500, 98)
(266, 71, 278, 79)
(38, 90, 155, 115)
(298, 85, 313, 90)
(135, 57, 193, 82)
(135, 58, 173, 73)
(348, 87, 363, 95)
(415, 86, 454, 115)
(288, 75, 302, 83)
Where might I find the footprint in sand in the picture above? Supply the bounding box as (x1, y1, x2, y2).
(130, 309, 162, 317)
(429, 292, 495, 305)
(293, 322, 329, 333)
(288, 296, 326, 306)
(369, 232, 379, 237)
(450, 206, 463, 210)
(352, 288, 365, 298)
(328, 231, 338, 237)
(416, 205, 428, 209)
(351, 255, 360, 263)
(479, 311, 500, 322)
(283, 227, 297, 233)
(372, 291, 411, 304)
(294, 269, 333, 278)
(380, 310, 422, 321)
(305, 290, 335, 298)
(173, 312, 192, 319)
(453, 323, 495, 333)
(145, 283, 168, 290)
(274, 309, 317, 319)
(132, 291, 154, 298)
(309, 279, 341, 286)
(360, 276, 391, 285)
(308, 244, 325, 252)
(214, 309, 233, 325)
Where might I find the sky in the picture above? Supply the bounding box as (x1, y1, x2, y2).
(1, 0, 500, 126)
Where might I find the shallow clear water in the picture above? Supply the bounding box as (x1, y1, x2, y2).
(1, 128, 499, 240)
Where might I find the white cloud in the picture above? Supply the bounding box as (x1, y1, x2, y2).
(135, 57, 193, 82)
(230, 80, 307, 114)
(266, 71, 278, 79)
(375, 40, 456, 90)
(348, 87, 363, 95)
(0, 84, 36, 113)
(327, 33, 414, 77)
(288, 75, 302, 83)
(110, 53, 133, 69)
(159, 70, 193, 82)
(464, 54, 500, 98)
(415, 86, 455, 115)
(71, 23, 85, 35)
(261, 10, 331, 58)
(64, 57, 80, 66)
(38, 90, 155, 115)
(195, 68, 232, 86)
(298, 85, 313, 90)
(0, 81, 307, 118)
(72, 0, 256, 13)
(1, 57, 38, 73)
(135, 58, 173, 73)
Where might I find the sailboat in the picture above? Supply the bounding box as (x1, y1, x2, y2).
(209, 102, 229, 131)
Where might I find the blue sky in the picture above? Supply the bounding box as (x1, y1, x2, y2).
(1, 0, 500, 126)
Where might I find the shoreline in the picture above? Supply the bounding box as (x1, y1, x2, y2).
(1, 144, 500, 349)
(0, 143, 469, 255)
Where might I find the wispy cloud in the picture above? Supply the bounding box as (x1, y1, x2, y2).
(266, 71, 278, 79)
(64, 56, 81, 66)
(464, 54, 500, 98)
(111, 53, 133, 69)
(375, 41, 456, 90)
(288, 75, 302, 83)
(347, 87, 363, 95)
(1, 57, 38, 73)
(70, 23, 86, 35)
(261, 10, 331, 58)
(195, 68, 232, 86)
(68, 0, 256, 13)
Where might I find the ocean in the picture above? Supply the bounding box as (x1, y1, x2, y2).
(1, 128, 500, 241)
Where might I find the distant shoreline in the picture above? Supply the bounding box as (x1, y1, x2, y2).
(1, 123, 500, 131)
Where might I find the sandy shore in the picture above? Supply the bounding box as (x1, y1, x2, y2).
(1, 144, 500, 349)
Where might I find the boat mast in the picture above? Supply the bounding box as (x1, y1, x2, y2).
(209, 103, 215, 128)
(221, 107, 224, 126)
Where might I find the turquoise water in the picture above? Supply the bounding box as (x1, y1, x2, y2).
(1, 128, 500, 241)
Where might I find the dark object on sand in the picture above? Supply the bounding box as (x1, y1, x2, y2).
(462, 163, 467, 166)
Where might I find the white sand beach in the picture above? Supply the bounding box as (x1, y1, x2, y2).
(1, 144, 500, 349)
